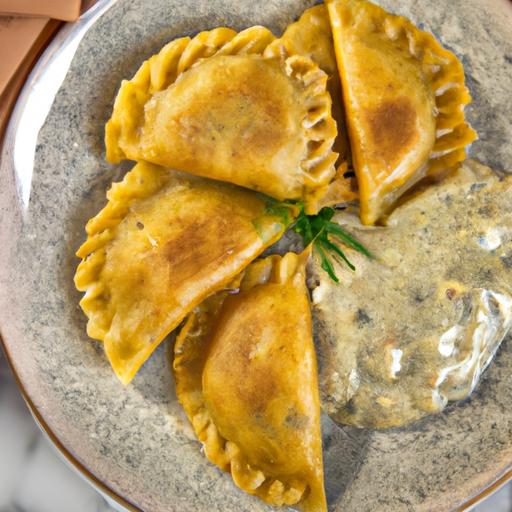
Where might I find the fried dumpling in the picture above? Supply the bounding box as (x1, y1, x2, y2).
(265, 5, 356, 207)
(326, 0, 477, 225)
(313, 160, 512, 428)
(174, 251, 327, 511)
(105, 27, 338, 214)
(74, 162, 292, 385)
(265, 4, 348, 164)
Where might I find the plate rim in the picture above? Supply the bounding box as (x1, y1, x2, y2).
(2, 331, 508, 511)
(0, 333, 138, 512)
(1, 0, 511, 510)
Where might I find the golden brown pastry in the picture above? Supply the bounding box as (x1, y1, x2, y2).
(265, 4, 348, 163)
(174, 251, 327, 511)
(74, 161, 293, 384)
(313, 161, 512, 428)
(105, 27, 338, 214)
(326, 0, 477, 225)
(265, 5, 356, 207)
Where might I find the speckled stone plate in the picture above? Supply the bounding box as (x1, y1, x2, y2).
(1, 1, 511, 511)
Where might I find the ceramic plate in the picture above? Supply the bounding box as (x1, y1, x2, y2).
(1, 1, 512, 511)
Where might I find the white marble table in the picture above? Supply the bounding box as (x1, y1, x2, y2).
(0, 352, 112, 512)
(0, 351, 510, 512)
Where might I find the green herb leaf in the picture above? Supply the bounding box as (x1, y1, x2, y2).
(318, 207, 335, 222)
(320, 237, 356, 272)
(325, 222, 374, 259)
(290, 206, 373, 282)
(316, 243, 339, 283)
(256, 198, 372, 283)
(294, 216, 314, 245)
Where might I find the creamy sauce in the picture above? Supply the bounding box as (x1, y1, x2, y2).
(313, 160, 512, 428)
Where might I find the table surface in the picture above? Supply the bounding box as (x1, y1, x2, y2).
(0, 350, 510, 512)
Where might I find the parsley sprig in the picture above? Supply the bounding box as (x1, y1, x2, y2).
(262, 198, 373, 282)
(293, 206, 373, 282)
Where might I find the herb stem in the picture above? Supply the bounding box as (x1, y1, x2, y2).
(290, 204, 372, 282)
